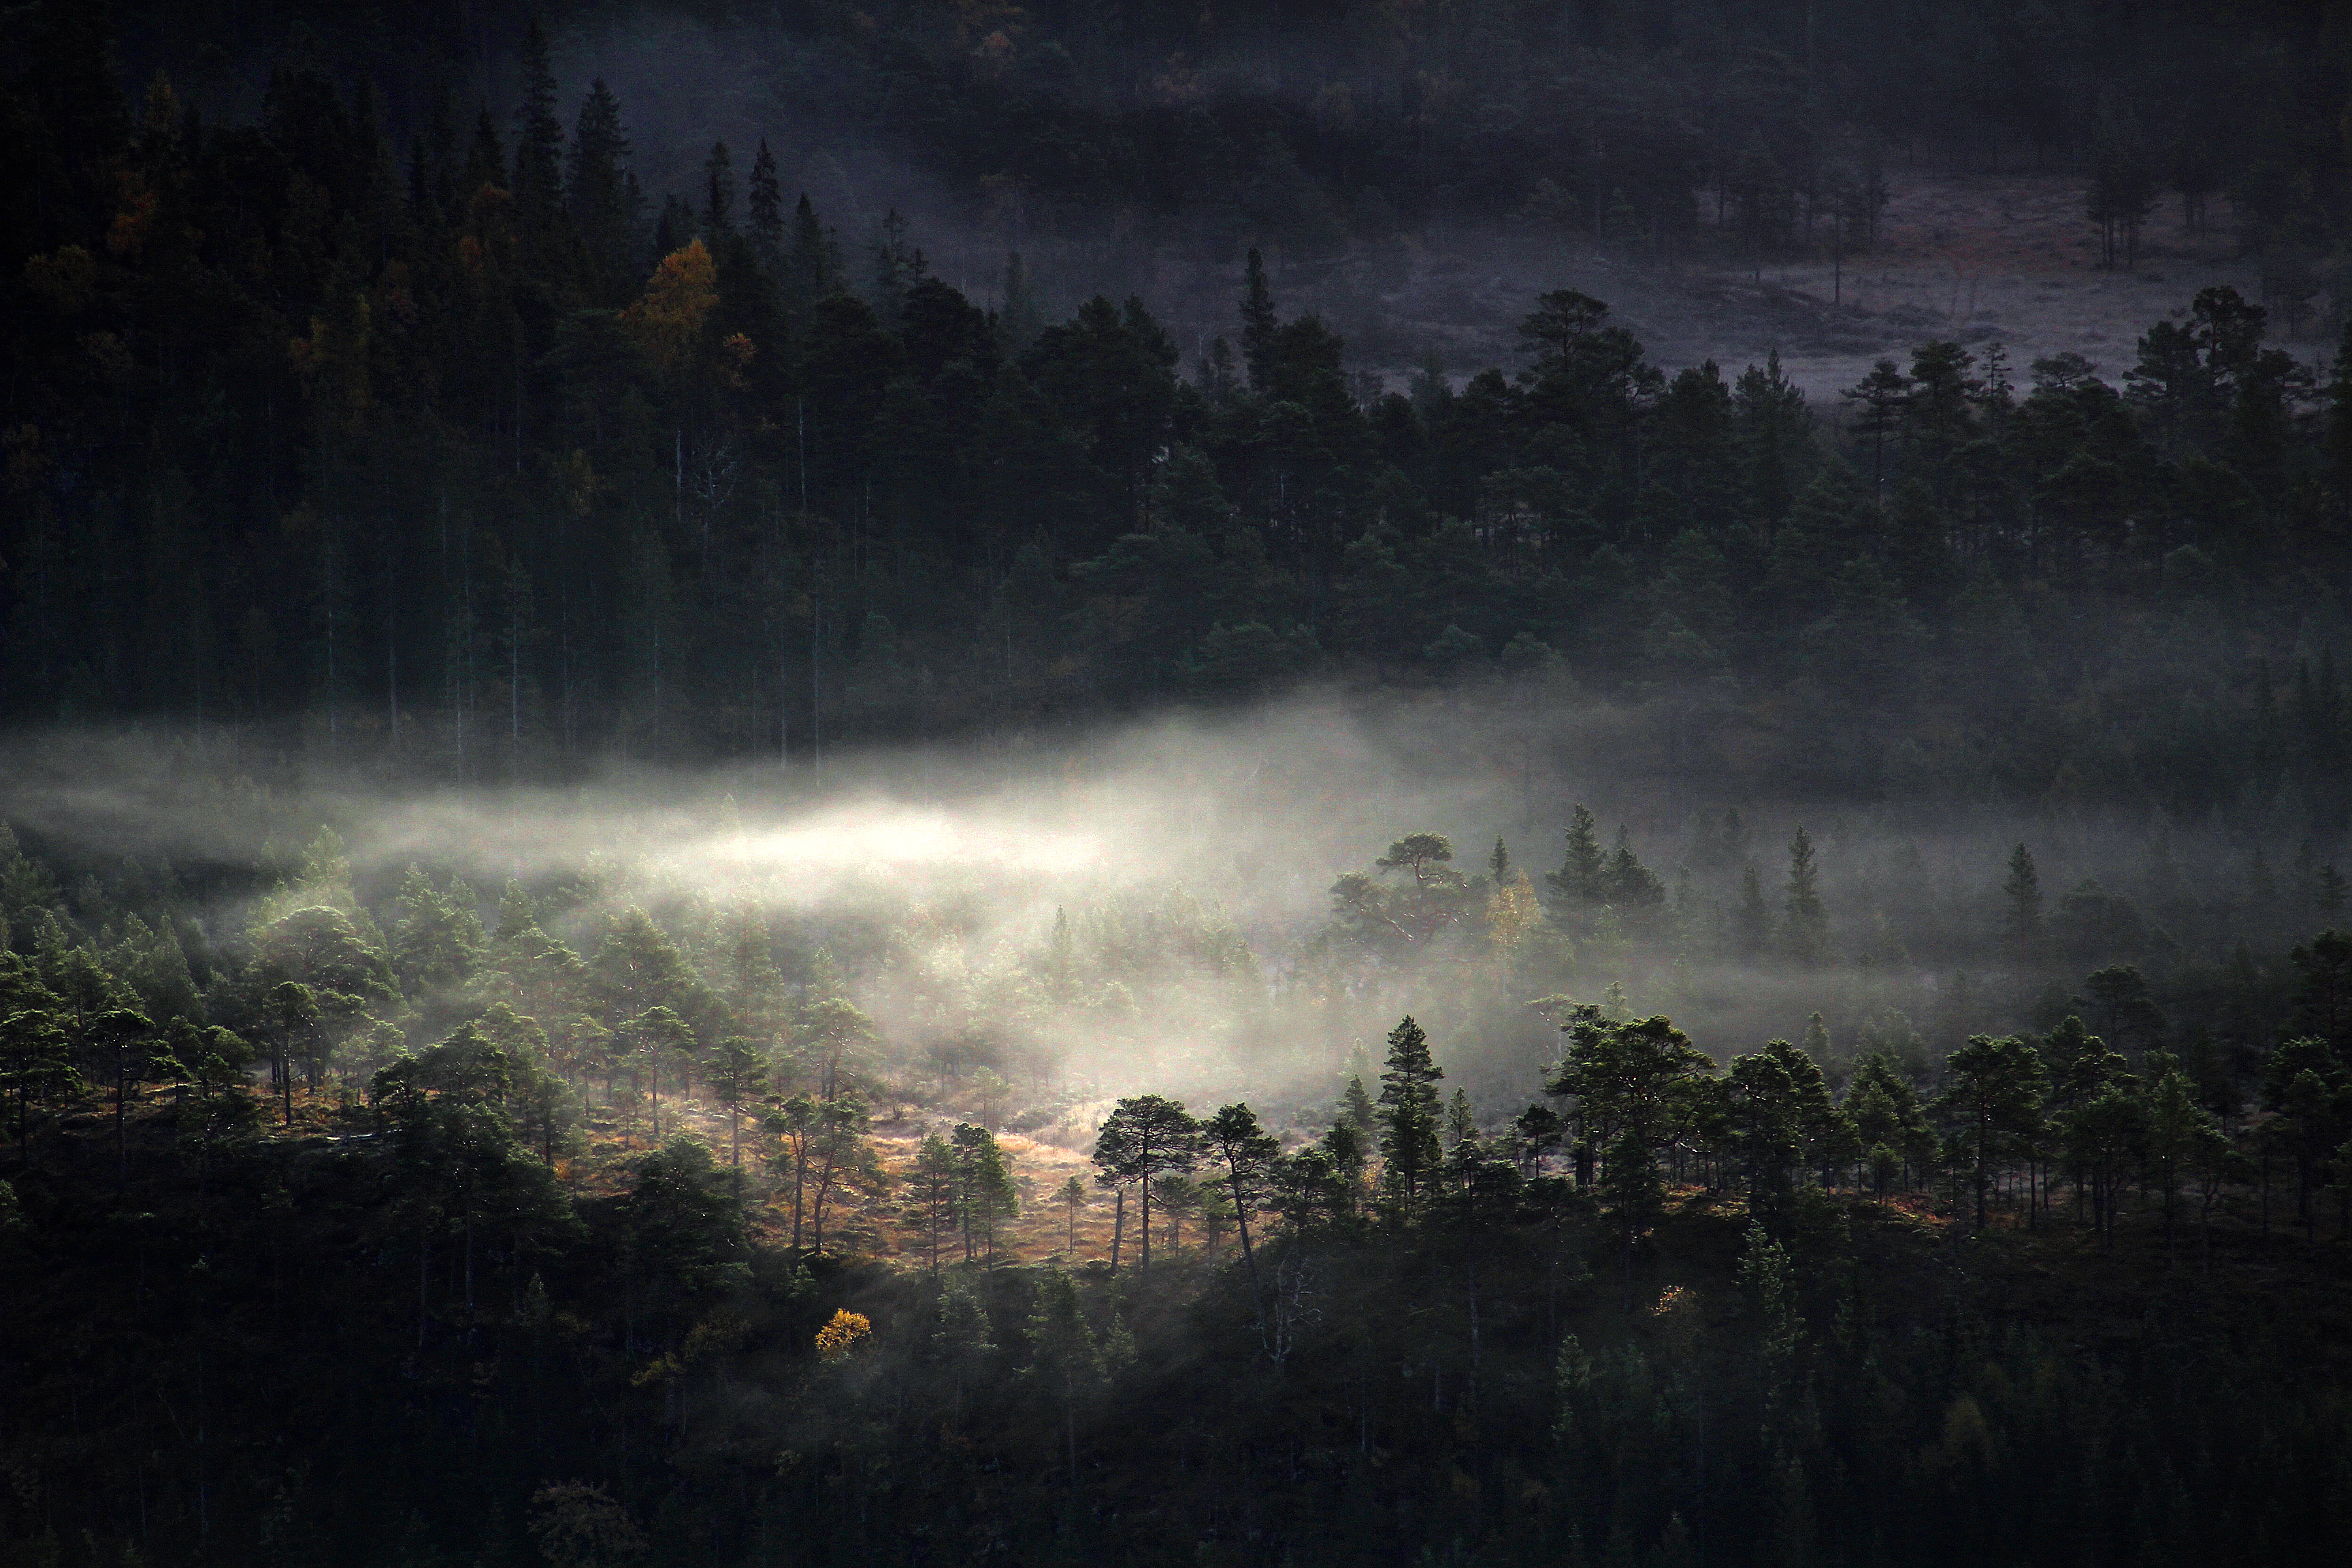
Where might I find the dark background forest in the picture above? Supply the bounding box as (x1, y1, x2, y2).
(4, 3, 2352, 1567)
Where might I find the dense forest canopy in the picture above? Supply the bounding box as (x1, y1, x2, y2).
(1, 0, 2349, 808)
(3, 3, 2352, 1567)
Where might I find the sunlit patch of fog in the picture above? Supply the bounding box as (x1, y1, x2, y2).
(0, 683, 2268, 1125)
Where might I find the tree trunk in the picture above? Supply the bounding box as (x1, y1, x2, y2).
(1139, 1179, 1153, 1275)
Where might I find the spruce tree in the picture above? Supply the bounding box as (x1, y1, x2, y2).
(1547, 804, 1606, 911)
(1735, 864, 1774, 958)
(2317, 864, 2347, 917)
(1784, 827, 1828, 963)
(2003, 843, 2042, 945)
(998, 250, 1043, 353)
(746, 139, 783, 269)
(1239, 247, 1277, 390)
(461, 108, 508, 195)
(1838, 358, 1910, 495)
(566, 80, 640, 297)
(787, 194, 832, 306)
(1377, 1015, 1444, 1213)
(510, 17, 566, 253)
(702, 140, 734, 235)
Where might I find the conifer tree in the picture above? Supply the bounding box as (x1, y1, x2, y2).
(786, 193, 832, 306)
(462, 109, 508, 195)
(1547, 804, 1607, 913)
(2003, 843, 2042, 945)
(704, 1035, 767, 1166)
(1938, 1034, 2049, 1229)
(0, 1005, 76, 1162)
(1838, 358, 1910, 495)
(1091, 1095, 1198, 1273)
(1239, 248, 1278, 390)
(566, 80, 640, 298)
(1735, 864, 1774, 958)
(1784, 827, 1828, 964)
(909, 1134, 959, 1273)
(702, 140, 734, 235)
(746, 139, 783, 268)
(1027, 1268, 1101, 1484)
(998, 250, 1043, 353)
(510, 17, 566, 259)
(1377, 1015, 1445, 1213)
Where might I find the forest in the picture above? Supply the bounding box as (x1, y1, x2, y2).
(3, 1, 2352, 1565)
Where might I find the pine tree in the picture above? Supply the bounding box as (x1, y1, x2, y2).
(912, 1142, 960, 1279)
(1090, 1094, 1198, 1273)
(566, 80, 640, 299)
(1056, 1173, 1088, 1255)
(2325, 316, 2352, 497)
(1602, 826, 1666, 913)
(1735, 349, 1811, 527)
(1784, 827, 1828, 964)
(998, 250, 1043, 353)
(462, 109, 508, 196)
(1377, 1015, 1445, 1213)
(746, 139, 783, 269)
(1735, 864, 1774, 958)
(702, 140, 734, 235)
(786, 194, 832, 306)
(2004, 843, 2042, 945)
(510, 17, 566, 252)
(704, 1035, 768, 1166)
(2317, 864, 2348, 917)
(1838, 359, 1910, 495)
(872, 208, 920, 327)
(1239, 247, 1278, 391)
(1547, 804, 1607, 912)
(1938, 1034, 2049, 1229)
(1200, 1102, 1281, 1324)
(0, 1004, 76, 1163)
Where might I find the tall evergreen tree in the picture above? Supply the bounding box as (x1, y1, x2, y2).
(1091, 1094, 1198, 1273)
(1784, 827, 1828, 964)
(746, 139, 783, 269)
(566, 80, 640, 299)
(702, 140, 734, 236)
(2004, 843, 2043, 945)
(1547, 804, 1607, 913)
(1377, 1015, 1445, 1213)
(511, 16, 566, 256)
(1239, 248, 1278, 391)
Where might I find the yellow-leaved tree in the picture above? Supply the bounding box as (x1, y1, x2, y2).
(815, 1307, 871, 1360)
(620, 239, 717, 375)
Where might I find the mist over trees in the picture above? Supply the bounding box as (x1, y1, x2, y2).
(5, 4, 2352, 1567)
(0, 796, 2349, 1566)
(4, 1, 2352, 821)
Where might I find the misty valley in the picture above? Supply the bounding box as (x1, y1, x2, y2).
(6, 3, 2352, 1567)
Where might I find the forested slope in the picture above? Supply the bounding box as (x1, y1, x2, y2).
(1, 812, 2350, 1567)
(3, 3, 2350, 817)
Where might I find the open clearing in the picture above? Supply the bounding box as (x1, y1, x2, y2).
(1355, 170, 2300, 404)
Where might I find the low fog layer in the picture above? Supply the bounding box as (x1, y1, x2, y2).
(0, 685, 2293, 1132)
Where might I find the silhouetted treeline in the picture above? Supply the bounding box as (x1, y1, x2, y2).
(5, 1, 2351, 820)
(86, 0, 2352, 263)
